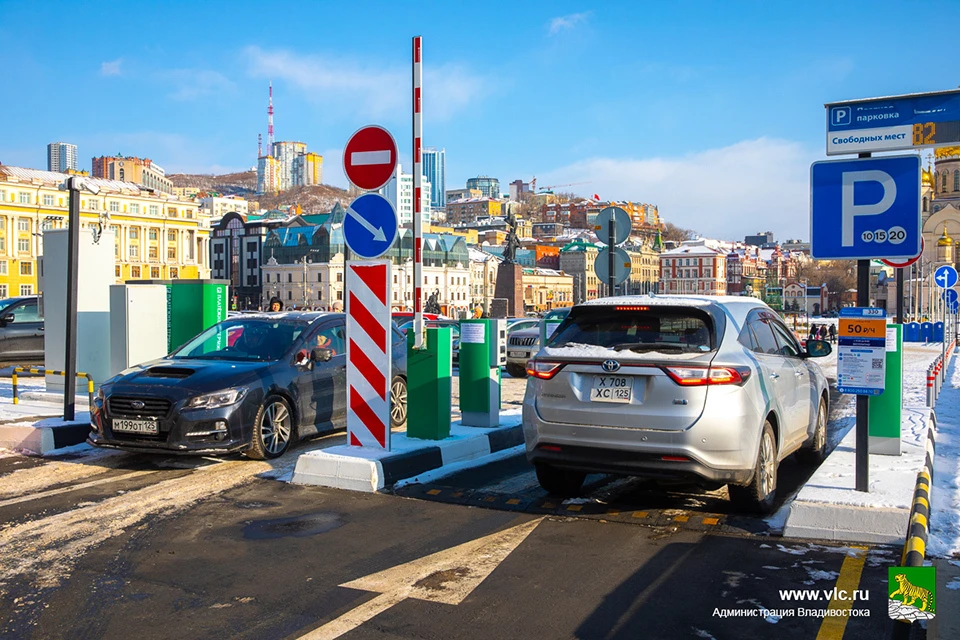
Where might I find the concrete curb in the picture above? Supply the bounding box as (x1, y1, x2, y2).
(0, 414, 93, 455)
(291, 422, 524, 492)
(901, 415, 936, 566)
(890, 414, 937, 639)
(783, 405, 935, 545)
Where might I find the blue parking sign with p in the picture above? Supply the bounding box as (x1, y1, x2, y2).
(810, 155, 921, 260)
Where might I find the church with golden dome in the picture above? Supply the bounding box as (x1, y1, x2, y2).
(921, 146, 960, 262)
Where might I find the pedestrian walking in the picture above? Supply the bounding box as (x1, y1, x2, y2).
(828, 324, 836, 343)
(269, 297, 283, 312)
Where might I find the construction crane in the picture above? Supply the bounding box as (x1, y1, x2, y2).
(538, 181, 590, 192)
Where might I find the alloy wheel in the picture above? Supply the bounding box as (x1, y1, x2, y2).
(261, 401, 291, 455)
(390, 378, 407, 426)
(759, 431, 776, 497)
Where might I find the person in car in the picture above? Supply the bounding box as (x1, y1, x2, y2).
(237, 324, 277, 360)
(315, 332, 338, 355)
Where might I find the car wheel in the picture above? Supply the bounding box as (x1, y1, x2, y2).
(390, 376, 407, 429)
(506, 363, 527, 378)
(796, 397, 828, 466)
(729, 421, 778, 514)
(535, 464, 585, 497)
(246, 395, 294, 460)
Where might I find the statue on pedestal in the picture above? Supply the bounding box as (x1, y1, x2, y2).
(503, 212, 521, 263)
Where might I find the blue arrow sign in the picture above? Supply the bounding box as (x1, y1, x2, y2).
(942, 289, 959, 305)
(935, 265, 958, 290)
(810, 155, 921, 260)
(343, 193, 399, 260)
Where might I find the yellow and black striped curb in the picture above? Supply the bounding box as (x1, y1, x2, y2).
(7, 367, 95, 407)
(902, 412, 936, 567)
(393, 485, 770, 535)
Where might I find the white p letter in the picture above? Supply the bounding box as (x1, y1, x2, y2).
(841, 170, 896, 247)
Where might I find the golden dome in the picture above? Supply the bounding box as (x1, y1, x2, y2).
(923, 166, 933, 185)
(938, 224, 953, 247)
(935, 146, 960, 159)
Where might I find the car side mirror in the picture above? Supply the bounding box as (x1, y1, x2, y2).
(806, 339, 832, 358)
(0, 313, 13, 326)
(312, 347, 333, 363)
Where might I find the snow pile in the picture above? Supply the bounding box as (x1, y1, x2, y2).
(927, 357, 960, 558)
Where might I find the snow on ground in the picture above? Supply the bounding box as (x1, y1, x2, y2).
(928, 356, 960, 558)
(785, 343, 943, 511)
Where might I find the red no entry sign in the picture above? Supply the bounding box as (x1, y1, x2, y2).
(343, 125, 398, 191)
(881, 238, 924, 268)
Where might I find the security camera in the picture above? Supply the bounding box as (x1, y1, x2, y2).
(83, 180, 101, 196)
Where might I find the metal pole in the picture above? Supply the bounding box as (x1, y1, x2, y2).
(412, 35, 424, 345)
(855, 151, 871, 493)
(63, 178, 81, 421)
(896, 267, 904, 325)
(608, 217, 616, 297)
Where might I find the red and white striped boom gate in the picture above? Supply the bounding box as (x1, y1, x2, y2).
(346, 261, 392, 450)
(412, 35, 424, 348)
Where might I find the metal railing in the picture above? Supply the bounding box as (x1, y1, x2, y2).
(10, 367, 94, 407)
(925, 339, 955, 408)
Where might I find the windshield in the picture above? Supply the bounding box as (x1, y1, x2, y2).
(0, 298, 23, 315)
(172, 319, 306, 362)
(547, 306, 715, 353)
(544, 308, 571, 322)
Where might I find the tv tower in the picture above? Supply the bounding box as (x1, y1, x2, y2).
(267, 81, 275, 151)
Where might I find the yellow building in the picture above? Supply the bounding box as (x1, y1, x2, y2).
(522, 267, 574, 312)
(301, 152, 323, 186)
(0, 166, 211, 298)
(429, 225, 479, 245)
(446, 198, 502, 226)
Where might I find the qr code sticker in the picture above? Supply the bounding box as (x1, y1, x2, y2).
(872, 359, 883, 369)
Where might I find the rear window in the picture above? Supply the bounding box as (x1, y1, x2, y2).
(547, 306, 715, 354)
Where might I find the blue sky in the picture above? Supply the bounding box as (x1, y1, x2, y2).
(0, 0, 953, 240)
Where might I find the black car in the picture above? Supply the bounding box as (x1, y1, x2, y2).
(0, 296, 44, 363)
(89, 312, 408, 459)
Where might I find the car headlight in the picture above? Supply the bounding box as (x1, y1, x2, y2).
(96, 387, 105, 402)
(184, 388, 247, 410)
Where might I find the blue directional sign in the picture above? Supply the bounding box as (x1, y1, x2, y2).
(811, 155, 921, 260)
(942, 289, 959, 305)
(826, 89, 960, 155)
(935, 265, 958, 290)
(343, 193, 399, 260)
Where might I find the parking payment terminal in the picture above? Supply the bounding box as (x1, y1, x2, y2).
(459, 318, 505, 427)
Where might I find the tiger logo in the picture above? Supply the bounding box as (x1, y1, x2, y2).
(890, 574, 933, 611)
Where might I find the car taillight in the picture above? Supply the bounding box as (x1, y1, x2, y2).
(662, 366, 750, 386)
(527, 360, 565, 380)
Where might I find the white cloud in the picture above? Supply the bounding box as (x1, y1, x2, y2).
(548, 12, 591, 35)
(537, 138, 820, 241)
(158, 69, 235, 101)
(244, 46, 483, 121)
(100, 59, 123, 77)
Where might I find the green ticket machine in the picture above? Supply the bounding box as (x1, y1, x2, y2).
(459, 318, 507, 427)
(406, 327, 453, 440)
(131, 279, 230, 352)
(868, 323, 901, 456)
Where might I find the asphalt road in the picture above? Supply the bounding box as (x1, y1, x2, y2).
(0, 443, 901, 640)
(0, 368, 912, 639)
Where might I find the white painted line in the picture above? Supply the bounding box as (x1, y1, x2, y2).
(350, 150, 391, 166)
(0, 470, 158, 508)
(298, 518, 542, 639)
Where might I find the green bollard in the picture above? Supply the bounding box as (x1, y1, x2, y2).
(459, 319, 506, 427)
(406, 327, 452, 440)
(868, 324, 902, 455)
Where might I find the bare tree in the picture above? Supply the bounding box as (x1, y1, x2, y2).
(662, 222, 695, 244)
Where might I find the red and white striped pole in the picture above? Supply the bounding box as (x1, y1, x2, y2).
(412, 35, 424, 348)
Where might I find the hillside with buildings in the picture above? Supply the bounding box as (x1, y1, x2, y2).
(168, 170, 258, 195)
